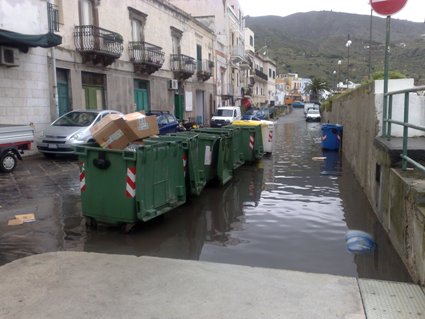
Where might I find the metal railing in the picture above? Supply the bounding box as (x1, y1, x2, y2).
(74, 25, 123, 57)
(170, 54, 196, 74)
(255, 69, 268, 81)
(129, 41, 165, 66)
(383, 85, 425, 171)
(196, 59, 214, 73)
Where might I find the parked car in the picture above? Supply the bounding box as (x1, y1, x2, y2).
(241, 108, 268, 121)
(305, 109, 321, 122)
(292, 101, 305, 108)
(36, 109, 122, 157)
(146, 111, 181, 135)
(304, 103, 320, 116)
(211, 106, 241, 127)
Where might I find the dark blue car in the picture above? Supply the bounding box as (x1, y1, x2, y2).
(241, 109, 268, 121)
(146, 111, 180, 135)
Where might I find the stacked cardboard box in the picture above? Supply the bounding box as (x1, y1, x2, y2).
(90, 112, 159, 149)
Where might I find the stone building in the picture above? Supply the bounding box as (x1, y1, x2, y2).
(0, 0, 61, 128)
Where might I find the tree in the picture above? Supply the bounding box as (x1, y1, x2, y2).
(304, 78, 329, 102)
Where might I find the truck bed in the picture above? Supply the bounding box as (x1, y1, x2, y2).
(0, 124, 34, 147)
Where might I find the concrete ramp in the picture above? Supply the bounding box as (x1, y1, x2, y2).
(0, 251, 365, 319)
(358, 278, 425, 318)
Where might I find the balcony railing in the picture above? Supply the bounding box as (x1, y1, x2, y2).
(170, 54, 196, 80)
(230, 45, 245, 63)
(129, 41, 165, 74)
(74, 25, 123, 66)
(255, 69, 268, 81)
(196, 59, 214, 81)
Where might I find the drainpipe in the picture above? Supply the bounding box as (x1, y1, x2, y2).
(48, 0, 59, 118)
(51, 46, 59, 118)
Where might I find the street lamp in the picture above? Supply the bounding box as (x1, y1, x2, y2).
(332, 70, 336, 91)
(346, 36, 352, 89)
(337, 60, 342, 90)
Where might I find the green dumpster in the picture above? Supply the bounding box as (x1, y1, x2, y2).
(144, 134, 206, 196)
(196, 126, 244, 170)
(74, 141, 186, 226)
(173, 131, 233, 185)
(231, 120, 265, 162)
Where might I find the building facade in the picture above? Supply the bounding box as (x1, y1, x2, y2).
(49, 0, 215, 128)
(0, 0, 61, 128)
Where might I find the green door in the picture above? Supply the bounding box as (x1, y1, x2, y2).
(134, 88, 149, 112)
(134, 80, 149, 112)
(57, 82, 70, 116)
(174, 94, 183, 120)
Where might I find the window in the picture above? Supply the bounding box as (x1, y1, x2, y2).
(80, 0, 94, 25)
(273, 70, 276, 79)
(128, 7, 147, 42)
(171, 27, 183, 55)
(250, 35, 254, 46)
(269, 68, 272, 77)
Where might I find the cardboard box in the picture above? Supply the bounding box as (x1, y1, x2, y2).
(123, 112, 159, 139)
(90, 114, 136, 149)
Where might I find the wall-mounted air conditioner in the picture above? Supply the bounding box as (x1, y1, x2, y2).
(0, 46, 19, 67)
(168, 79, 178, 90)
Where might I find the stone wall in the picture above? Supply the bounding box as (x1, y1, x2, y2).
(323, 81, 425, 284)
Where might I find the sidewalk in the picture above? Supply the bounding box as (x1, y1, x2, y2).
(0, 251, 365, 319)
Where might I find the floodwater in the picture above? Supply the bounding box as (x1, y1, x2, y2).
(0, 109, 412, 282)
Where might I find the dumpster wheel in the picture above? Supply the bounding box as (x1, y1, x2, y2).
(121, 223, 136, 234)
(85, 217, 97, 230)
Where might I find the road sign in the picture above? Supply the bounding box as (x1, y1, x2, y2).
(370, 0, 407, 16)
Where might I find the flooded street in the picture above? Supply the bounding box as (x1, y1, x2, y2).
(0, 109, 412, 282)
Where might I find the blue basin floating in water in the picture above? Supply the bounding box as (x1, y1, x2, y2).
(345, 230, 375, 254)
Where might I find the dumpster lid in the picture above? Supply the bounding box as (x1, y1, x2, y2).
(232, 120, 265, 127)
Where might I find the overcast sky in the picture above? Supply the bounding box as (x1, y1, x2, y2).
(239, 0, 424, 23)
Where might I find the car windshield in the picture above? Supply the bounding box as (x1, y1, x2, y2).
(215, 109, 234, 117)
(308, 110, 320, 114)
(53, 111, 98, 127)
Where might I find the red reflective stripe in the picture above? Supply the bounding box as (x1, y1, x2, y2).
(79, 162, 86, 192)
(125, 167, 136, 198)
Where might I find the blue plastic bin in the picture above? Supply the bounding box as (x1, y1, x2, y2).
(321, 124, 343, 150)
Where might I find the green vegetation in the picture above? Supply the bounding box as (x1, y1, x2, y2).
(246, 12, 425, 85)
(304, 78, 329, 101)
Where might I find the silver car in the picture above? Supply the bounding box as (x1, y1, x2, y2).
(37, 109, 122, 157)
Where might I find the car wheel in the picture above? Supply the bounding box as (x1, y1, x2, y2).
(0, 152, 17, 173)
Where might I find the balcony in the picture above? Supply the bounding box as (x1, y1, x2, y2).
(230, 45, 245, 63)
(255, 69, 268, 82)
(170, 54, 196, 80)
(196, 60, 213, 81)
(129, 41, 165, 74)
(74, 25, 123, 66)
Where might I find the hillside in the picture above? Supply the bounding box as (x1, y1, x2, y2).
(245, 11, 425, 85)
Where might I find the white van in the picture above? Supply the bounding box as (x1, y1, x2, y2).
(210, 106, 241, 127)
(304, 103, 320, 116)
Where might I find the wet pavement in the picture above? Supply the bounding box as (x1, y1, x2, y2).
(0, 109, 412, 282)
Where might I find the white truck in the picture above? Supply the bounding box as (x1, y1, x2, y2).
(0, 124, 34, 172)
(210, 106, 241, 127)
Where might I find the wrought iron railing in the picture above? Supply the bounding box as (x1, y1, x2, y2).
(196, 59, 214, 76)
(74, 25, 123, 57)
(231, 45, 244, 57)
(255, 69, 268, 81)
(170, 54, 196, 73)
(129, 41, 165, 66)
(47, 2, 60, 32)
(383, 85, 425, 172)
